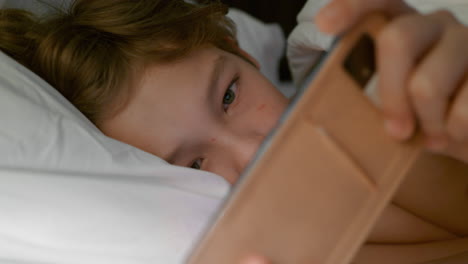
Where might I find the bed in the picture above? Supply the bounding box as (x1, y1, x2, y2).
(0, 1, 292, 263)
(1, 0, 468, 263)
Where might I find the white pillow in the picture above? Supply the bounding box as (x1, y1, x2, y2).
(0, 2, 288, 263)
(2, 0, 288, 93)
(0, 50, 229, 264)
(227, 8, 285, 89)
(287, 0, 468, 87)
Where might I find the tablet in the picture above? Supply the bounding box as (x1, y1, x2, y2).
(187, 12, 468, 264)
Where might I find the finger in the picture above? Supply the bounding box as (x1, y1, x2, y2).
(427, 9, 461, 26)
(408, 15, 468, 150)
(447, 76, 468, 142)
(315, 0, 415, 34)
(240, 255, 271, 264)
(377, 13, 445, 140)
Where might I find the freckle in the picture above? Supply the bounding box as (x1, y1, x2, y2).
(257, 104, 266, 111)
(210, 137, 217, 143)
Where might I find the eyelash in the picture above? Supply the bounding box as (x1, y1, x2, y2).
(223, 76, 239, 112)
(189, 77, 239, 170)
(190, 158, 203, 170)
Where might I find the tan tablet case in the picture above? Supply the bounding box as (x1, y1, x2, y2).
(187, 13, 468, 264)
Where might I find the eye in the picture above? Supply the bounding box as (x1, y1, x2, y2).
(223, 77, 239, 111)
(190, 158, 203, 170)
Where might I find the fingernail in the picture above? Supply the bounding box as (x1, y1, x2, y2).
(385, 119, 413, 140)
(425, 135, 448, 152)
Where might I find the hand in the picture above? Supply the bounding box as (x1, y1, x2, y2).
(315, 0, 415, 34)
(316, 0, 468, 163)
(239, 255, 271, 264)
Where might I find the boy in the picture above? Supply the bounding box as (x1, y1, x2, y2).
(1, 0, 467, 262)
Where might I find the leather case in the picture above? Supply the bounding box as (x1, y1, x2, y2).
(187, 13, 468, 264)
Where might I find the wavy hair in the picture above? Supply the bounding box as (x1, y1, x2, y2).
(0, 0, 241, 123)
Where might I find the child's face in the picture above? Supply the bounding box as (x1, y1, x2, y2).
(100, 46, 289, 183)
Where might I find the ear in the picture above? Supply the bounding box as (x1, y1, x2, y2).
(225, 37, 261, 69)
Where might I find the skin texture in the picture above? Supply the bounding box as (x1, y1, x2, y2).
(316, 0, 468, 162)
(99, 46, 289, 184)
(100, 0, 468, 262)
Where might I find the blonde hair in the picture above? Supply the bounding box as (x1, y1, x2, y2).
(0, 0, 242, 123)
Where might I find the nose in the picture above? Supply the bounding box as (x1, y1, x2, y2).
(214, 129, 264, 184)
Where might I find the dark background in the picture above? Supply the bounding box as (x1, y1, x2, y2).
(221, 0, 308, 36)
(221, 0, 308, 81)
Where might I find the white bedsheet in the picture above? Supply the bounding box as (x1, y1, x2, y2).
(2, 0, 466, 263)
(0, 49, 228, 263)
(0, 2, 285, 263)
(0, 168, 226, 264)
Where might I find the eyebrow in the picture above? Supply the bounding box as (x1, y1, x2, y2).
(165, 55, 227, 165)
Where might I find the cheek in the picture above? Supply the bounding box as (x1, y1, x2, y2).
(254, 102, 282, 120)
(241, 68, 289, 131)
(249, 95, 288, 134)
(258, 88, 289, 117)
(256, 104, 266, 111)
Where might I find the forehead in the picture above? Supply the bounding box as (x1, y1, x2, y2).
(138, 47, 226, 101)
